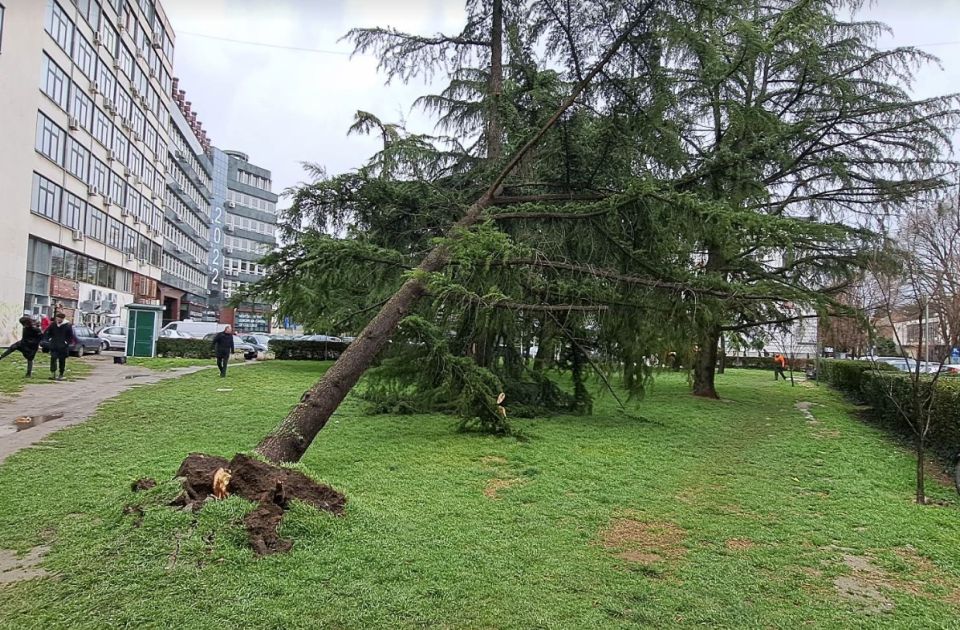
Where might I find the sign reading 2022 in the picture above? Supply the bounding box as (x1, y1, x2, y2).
(209, 205, 225, 290)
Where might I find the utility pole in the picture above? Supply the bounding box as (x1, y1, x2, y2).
(925, 297, 930, 364)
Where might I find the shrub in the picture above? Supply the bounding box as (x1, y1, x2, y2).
(817, 359, 892, 396)
(156, 338, 216, 359)
(269, 339, 349, 360)
(820, 359, 960, 460)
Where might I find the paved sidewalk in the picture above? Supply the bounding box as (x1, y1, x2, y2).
(0, 355, 215, 465)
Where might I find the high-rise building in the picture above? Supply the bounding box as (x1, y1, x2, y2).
(0, 0, 175, 343)
(159, 78, 213, 324)
(210, 148, 278, 333)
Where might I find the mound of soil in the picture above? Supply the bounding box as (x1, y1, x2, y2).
(171, 452, 346, 555)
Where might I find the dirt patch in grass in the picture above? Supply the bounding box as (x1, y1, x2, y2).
(599, 515, 687, 566)
(0, 546, 51, 585)
(675, 483, 723, 505)
(814, 428, 841, 439)
(483, 477, 525, 500)
(480, 455, 508, 467)
(831, 548, 960, 612)
(170, 453, 346, 556)
(725, 538, 755, 551)
(795, 401, 817, 424)
(894, 546, 960, 604)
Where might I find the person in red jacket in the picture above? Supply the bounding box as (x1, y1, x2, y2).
(773, 353, 787, 381)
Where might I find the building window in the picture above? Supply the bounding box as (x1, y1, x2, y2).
(143, 123, 157, 159)
(62, 192, 85, 230)
(96, 63, 117, 104)
(125, 185, 140, 219)
(112, 129, 128, 164)
(106, 217, 122, 250)
(118, 43, 133, 79)
(91, 158, 108, 193)
(67, 138, 90, 183)
(31, 173, 62, 222)
(76, 0, 101, 32)
(123, 225, 137, 255)
(70, 85, 93, 131)
(101, 20, 118, 59)
(93, 106, 112, 147)
(109, 171, 125, 207)
(85, 207, 106, 242)
(36, 112, 66, 165)
(129, 146, 143, 177)
(73, 32, 98, 80)
(45, 1, 74, 55)
(116, 91, 132, 121)
(41, 54, 70, 110)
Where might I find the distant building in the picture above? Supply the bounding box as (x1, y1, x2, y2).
(209, 148, 279, 333)
(159, 79, 213, 324)
(0, 0, 176, 342)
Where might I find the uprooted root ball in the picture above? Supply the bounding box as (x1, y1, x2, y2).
(170, 452, 346, 555)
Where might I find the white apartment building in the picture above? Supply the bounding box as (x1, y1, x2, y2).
(0, 0, 175, 343)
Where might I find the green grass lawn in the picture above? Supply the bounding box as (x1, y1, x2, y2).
(0, 353, 92, 395)
(0, 364, 958, 628)
(125, 356, 218, 371)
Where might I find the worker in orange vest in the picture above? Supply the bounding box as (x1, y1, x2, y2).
(773, 353, 787, 381)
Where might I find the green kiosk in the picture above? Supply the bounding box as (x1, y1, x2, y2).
(124, 304, 165, 358)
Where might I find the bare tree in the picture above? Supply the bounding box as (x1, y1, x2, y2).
(867, 230, 953, 503)
(902, 201, 960, 359)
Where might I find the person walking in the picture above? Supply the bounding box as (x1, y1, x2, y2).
(43, 312, 75, 380)
(212, 325, 235, 377)
(0, 315, 43, 377)
(773, 353, 787, 381)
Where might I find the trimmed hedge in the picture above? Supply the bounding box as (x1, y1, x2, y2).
(820, 359, 960, 460)
(269, 339, 349, 360)
(156, 338, 216, 359)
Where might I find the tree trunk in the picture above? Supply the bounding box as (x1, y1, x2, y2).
(692, 327, 720, 399)
(487, 0, 503, 160)
(916, 431, 926, 504)
(254, 16, 649, 463)
(717, 333, 726, 374)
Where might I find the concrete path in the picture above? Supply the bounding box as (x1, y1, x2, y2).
(0, 355, 216, 465)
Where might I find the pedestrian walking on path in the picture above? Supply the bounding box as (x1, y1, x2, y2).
(212, 325, 235, 377)
(0, 315, 43, 377)
(43, 312, 75, 381)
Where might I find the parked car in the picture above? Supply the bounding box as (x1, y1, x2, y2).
(160, 320, 228, 339)
(96, 325, 127, 350)
(41, 324, 102, 356)
(298, 334, 343, 343)
(241, 334, 271, 352)
(202, 333, 257, 359)
(159, 329, 193, 339)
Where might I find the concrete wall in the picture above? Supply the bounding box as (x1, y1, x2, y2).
(0, 1, 47, 343)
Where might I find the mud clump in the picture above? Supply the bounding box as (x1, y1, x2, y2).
(171, 452, 346, 555)
(131, 478, 157, 492)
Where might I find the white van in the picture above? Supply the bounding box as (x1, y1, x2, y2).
(160, 320, 228, 339)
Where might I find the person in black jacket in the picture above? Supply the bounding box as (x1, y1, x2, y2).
(43, 312, 75, 380)
(211, 325, 235, 377)
(0, 315, 43, 377)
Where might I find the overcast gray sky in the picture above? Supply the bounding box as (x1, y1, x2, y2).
(162, 0, 960, 207)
